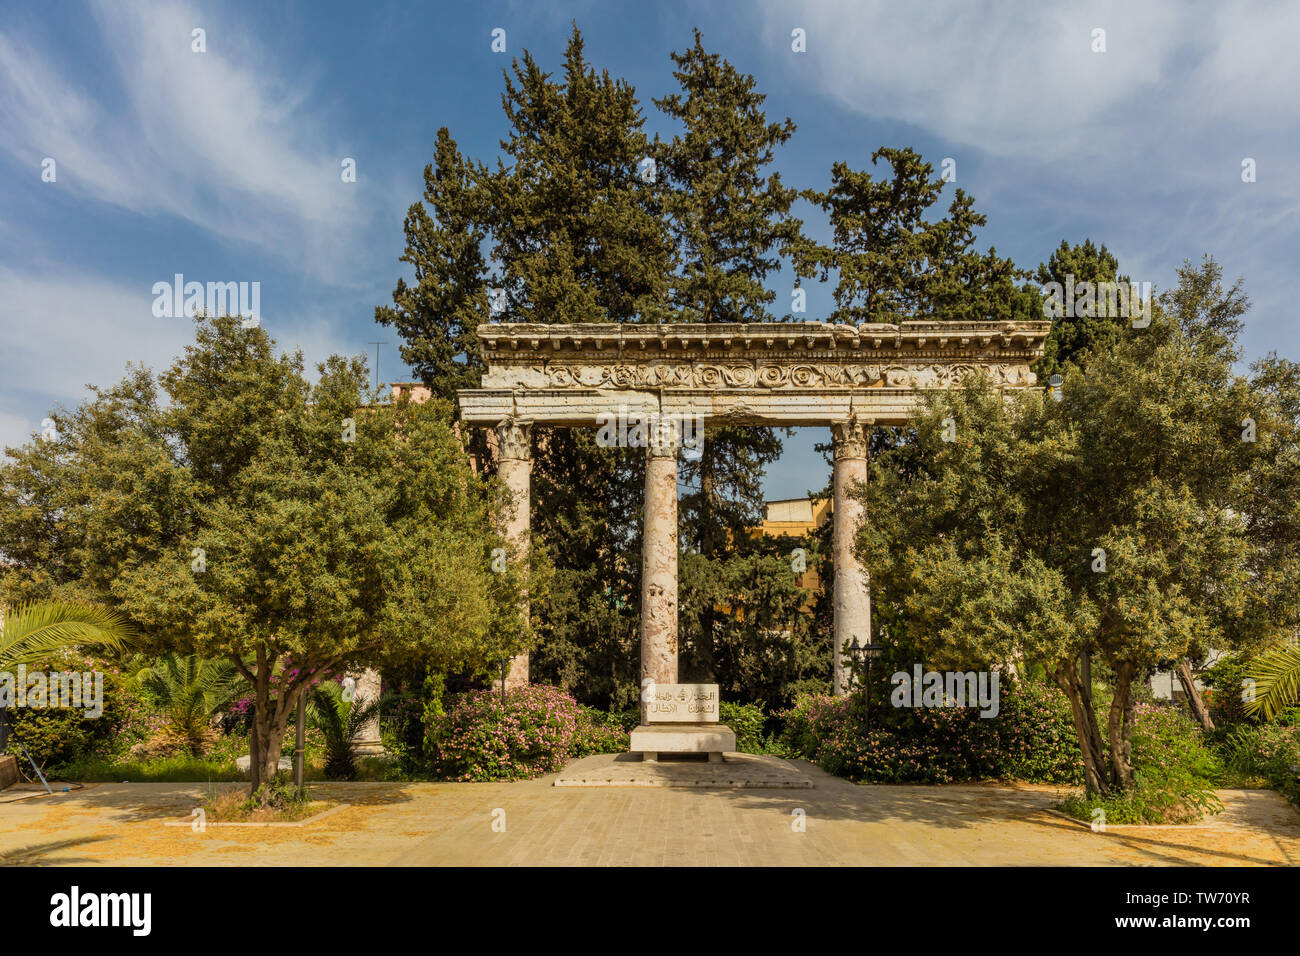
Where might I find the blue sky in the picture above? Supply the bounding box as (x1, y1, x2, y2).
(2, 0, 1297, 500)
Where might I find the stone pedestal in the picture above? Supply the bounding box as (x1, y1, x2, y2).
(631, 725, 735, 761)
(639, 420, 679, 702)
(832, 418, 872, 696)
(630, 683, 733, 761)
(497, 418, 532, 689)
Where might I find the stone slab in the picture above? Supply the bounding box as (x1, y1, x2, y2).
(554, 752, 813, 788)
(0, 754, 17, 791)
(644, 683, 720, 723)
(629, 723, 736, 755)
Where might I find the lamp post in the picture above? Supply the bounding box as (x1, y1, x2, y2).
(294, 694, 305, 796)
(854, 641, 885, 727)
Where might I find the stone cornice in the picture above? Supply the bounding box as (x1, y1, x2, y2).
(477, 321, 1051, 360)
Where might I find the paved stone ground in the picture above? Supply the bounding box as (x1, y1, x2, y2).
(554, 752, 813, 787)
(1, 758, 1298, 866)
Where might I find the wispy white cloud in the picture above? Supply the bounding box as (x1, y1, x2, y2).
(754, 0, 1300, 161)
(0, 266, 361, 458)
(0, 0, 376, 280)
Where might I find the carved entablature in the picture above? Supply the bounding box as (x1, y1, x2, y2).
(460, 321, 1051, 427)
(476, 322, 1047, 392)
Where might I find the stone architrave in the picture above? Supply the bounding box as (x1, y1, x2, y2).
(831, 418, 872, 696)
(496, 418, 532, 689)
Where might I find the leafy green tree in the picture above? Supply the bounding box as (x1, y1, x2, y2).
(856, 257, 1300, 795)
(0, 315, 526, 798)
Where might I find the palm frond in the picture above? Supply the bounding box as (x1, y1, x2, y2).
(0, 600, 137, 670)
(1245, 644, 1300, 721)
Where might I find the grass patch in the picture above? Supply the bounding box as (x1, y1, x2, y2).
(1058, 785, 1222, 825)
(201, 784, 333, 823)
(53, 754, 244, 783)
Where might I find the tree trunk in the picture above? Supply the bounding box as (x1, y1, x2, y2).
(1107, 661, 1137, 791)
(1176, 658, 1215, 732)
(240, 647, 328, 804)
(1052, 658, 1110, 796)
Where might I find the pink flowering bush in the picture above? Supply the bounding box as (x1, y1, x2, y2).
(427, 685, 626, 782)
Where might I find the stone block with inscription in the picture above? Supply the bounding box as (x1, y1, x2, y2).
(643, 683, 720, 723)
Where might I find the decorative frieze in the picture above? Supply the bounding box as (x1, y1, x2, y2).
(477, 322, 1048, 395)
(517, 360, 1038, 390)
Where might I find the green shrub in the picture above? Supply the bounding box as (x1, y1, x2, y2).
(1217, 720, 1300, 807)
(1059, 704, 1223, 824)
(3, 653, 137, 770)
(778, 679, 1084, 785)
(719, 701, 766, 753)
(572, 707, 630, 757)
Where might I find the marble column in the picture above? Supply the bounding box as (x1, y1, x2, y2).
(831, 418, 872, 696)
(496, 418, 533, 689)
(639, 417, 679, 716)
(349, 667, 385, 755)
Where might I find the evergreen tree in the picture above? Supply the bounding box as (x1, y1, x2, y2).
(375, 129, 490, 402)
(791, 147, 1036, 324)
(489, 27, 673, 324)
(1034, 238, 1133, 379)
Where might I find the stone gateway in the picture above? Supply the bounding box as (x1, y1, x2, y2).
(458, 320, 1049, 759)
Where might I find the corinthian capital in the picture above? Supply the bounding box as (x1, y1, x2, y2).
(831, 417, 872, 460)
(646, 415, 680, 459)
(496, 418, 533, 461)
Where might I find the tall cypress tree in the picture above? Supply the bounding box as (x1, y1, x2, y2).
(375, 128, 490, 402)
(490, 29, 673, 324)
(1033, 238, 1130, 378)
(377, 28, 676, 709)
